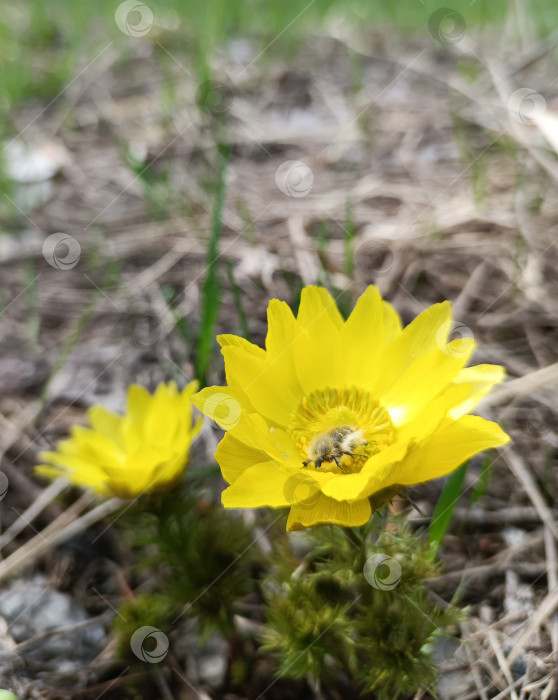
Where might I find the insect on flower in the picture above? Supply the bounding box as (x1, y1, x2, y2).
(303, 426, 368, 472)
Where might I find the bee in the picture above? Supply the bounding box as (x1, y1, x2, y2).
(303, 426, 368, 473)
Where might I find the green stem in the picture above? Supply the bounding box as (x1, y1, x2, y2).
(195, 142, 231, 386)
(344, 526, 360, 550)
(345, 527, 367, 574)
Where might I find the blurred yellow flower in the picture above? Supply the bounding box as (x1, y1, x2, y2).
(36, 382, 201, 498)
(194, 286, 510, 531)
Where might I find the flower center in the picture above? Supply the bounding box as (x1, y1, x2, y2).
(288, 386, 396, 474)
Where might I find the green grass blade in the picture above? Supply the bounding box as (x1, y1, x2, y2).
(343, 201, 355, 277)
(428, 460, 469, 558)
(469, 456, 492, 506)
(195, 143, 231, 385)
(225, 257, 251, 341)
(24, 259, 40, 343)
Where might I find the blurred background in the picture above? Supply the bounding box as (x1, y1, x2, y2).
(1, 1, 558, 698)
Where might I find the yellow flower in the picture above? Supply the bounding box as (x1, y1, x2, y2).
(193, 286, 510, 531)
(36, 382, 202, 498)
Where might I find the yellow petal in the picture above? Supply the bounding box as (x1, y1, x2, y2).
(449, 364, 506, 419)
(144, 383, 179, 446)
(217, 334, 266, 360)
(124, 447, 184, 493)
(164, 381, 179, 398)
(292, 288, 344, 395)
(382, 340, 475, 425)
(35, 464, 110, 496)
(221, 462, 291, 507)
(127, 384, 152, 421)
(296, 286, 344, 331)
(215, 432, 271, 484)
(152, 454, 188, 487)
(382, 299, 403, 344)
(286, 493, 371, 531)
(181, 415, 203, 448)
(180, 379, 199, 399)
(180, 381, 200, 425)
(397, 383, 473, 444)
(67, 426, 125, 467)
(229, 414, 300, 467)
(395, 415, 510, 485)
(374, 301, 453, 397)
(223, 346, 300, 427)
(123, 385, 152, 449)
(36, 451, 108, 489)
(265, 299, 298, 356)
(338, 286, 385, 387)
(87, 406, 123, 444)
(220, 343, 277, 416)
(192, 385, 245, 430)
(264, 299, 300, 388)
